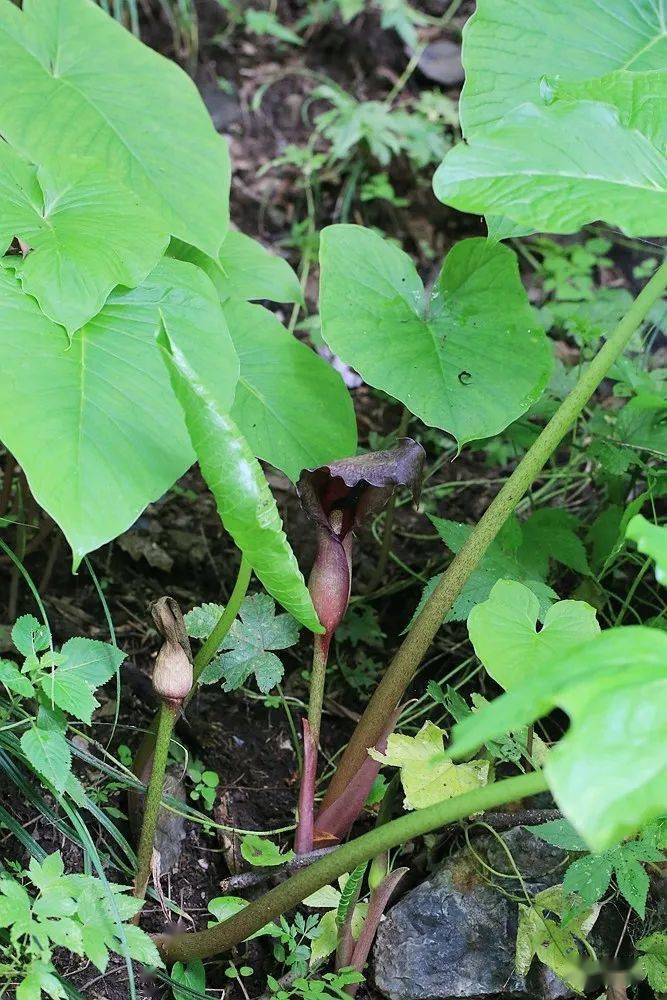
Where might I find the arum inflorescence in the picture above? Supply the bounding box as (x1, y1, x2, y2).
(295, 440, 425, 853)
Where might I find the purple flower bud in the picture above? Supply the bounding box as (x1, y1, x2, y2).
(297, 440, 425, 640)
(308, 523, 353, 648)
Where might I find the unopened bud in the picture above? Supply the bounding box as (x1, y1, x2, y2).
(152, 640, 192, 706)
(150, 596, 193, 708)
(308, 527, 352, 641)
(369, 850, 389, 892)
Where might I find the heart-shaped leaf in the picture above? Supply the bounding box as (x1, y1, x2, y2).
(159, 322, 322, 632)
(319, 227, 551, 446)
(449, 626, 667, 850)
(0, 0, 229, 256)
(467, 579, 600, 689)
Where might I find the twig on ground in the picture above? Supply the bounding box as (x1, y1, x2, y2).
(218, 846, 336, 893)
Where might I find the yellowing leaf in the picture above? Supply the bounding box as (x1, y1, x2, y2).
(369, 721, 489, 810)
(516, 885, 598, 993)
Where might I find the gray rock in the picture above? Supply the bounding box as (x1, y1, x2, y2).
(413, 39, 464, 87)
(486, 826, 569, 880)
(373, 827, 618, 1000)
(198, 81, 241, 131)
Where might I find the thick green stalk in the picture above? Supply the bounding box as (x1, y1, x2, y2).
(154, 770, 547, 962)
(133, 702, 177, 906)
(132, 555, 252, 787)
(322, 256, 667, 809)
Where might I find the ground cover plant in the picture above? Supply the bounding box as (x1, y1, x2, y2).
(0, 0, 665, 998)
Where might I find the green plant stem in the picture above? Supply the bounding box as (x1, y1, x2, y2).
(614, 556, 650, 627)
(321, 256, 667, 810)
(133, 701, 177, 908)
(288, 175, 316, 334)
(307, 634, 329, 748)
(191, 554, 252, 691)
(154, 770, 547, 962)
(132, 555, 252, 789)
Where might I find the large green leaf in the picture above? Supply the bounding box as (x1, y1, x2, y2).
(551, 70, 667, 151)
(0, 258, 238, 565)
(158, 322, 322, 632)
(467, 579, 600, 689)
(0, 146, 168, 332)
(434, 102, 667, 237)
(224, 298, 357, 480)
(459, 0, 667, 135)
(319, 227, 551, 446)
(172, 230, 303, 304)
(436, 1, 667, 236)
(449, 626, 667, 850)
(0, 0, 229, 256)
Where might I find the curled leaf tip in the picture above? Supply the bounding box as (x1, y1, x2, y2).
(296, 438, 425, 538)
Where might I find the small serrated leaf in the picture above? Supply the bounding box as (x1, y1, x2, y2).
(526, 819, 588, 852)
(613, 854, 649, 917)
(563, 854, 613, 905)
(20, 726, 71, 794)
(201, 594, 298, 693)
(370, 720, 489, 810)
(637, 932, 667, 993)
(39, 670, 98, 725)
(12, 615, 50, 657)
(0, 659, 35, 698)
(114, 922, 164, 969)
